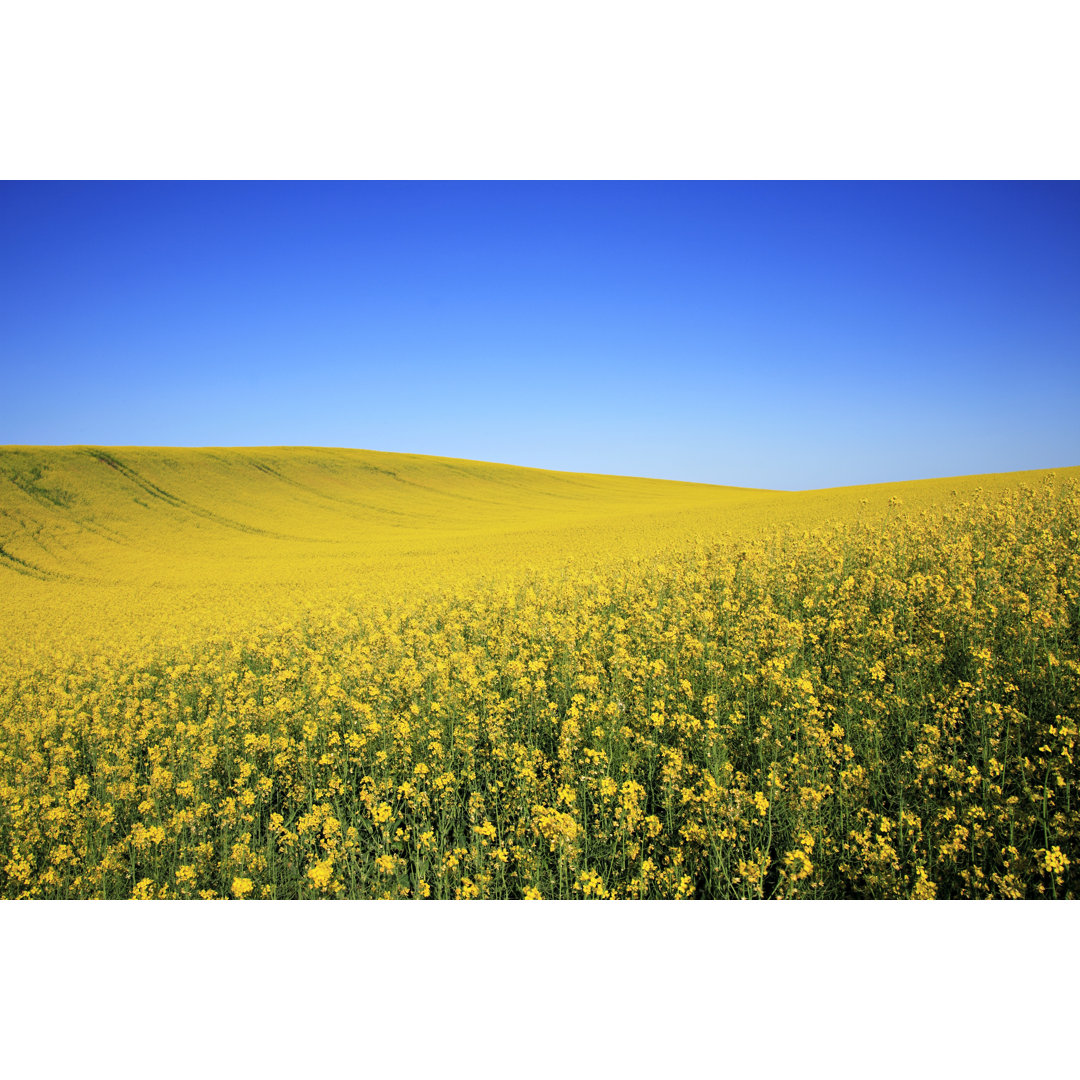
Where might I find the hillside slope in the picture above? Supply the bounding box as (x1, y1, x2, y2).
(1, 449, 1077, 899)
(0, 445, 779, 663)
(2, 446, 1076, 667)
(0, 445, 748, 571)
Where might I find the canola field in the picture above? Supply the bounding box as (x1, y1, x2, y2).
(1, 446, 1077, 899)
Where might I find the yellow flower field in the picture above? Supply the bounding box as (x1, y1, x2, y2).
(1, 447, 1076, 898)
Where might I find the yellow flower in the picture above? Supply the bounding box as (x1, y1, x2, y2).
(472, 821, 497, 843)
(231, 877, 254, 899)
(307, 859, 335, 889)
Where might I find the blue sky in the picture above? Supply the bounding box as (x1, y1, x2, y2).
(1, 181, 1077, 489)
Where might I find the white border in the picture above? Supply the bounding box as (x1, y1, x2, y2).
(2, 2, 1078, 179)
(1, 899, 1072, 1074)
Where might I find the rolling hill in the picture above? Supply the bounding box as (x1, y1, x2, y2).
(1, 445, 1074, 668)
(1, 447, 1077, 899)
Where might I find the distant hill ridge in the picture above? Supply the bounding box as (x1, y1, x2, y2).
(1, 445, 1075, 666)
(0, 445, 777, 579)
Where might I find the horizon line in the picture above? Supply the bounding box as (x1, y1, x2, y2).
(1, 442, 1076, 495)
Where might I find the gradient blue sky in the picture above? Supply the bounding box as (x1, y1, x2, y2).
(2, 181, 1077, 490)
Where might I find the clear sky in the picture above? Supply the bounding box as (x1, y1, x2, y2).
(2, 181, 1077, 490)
